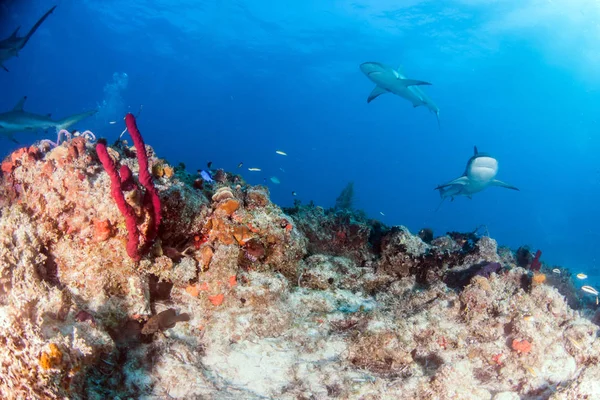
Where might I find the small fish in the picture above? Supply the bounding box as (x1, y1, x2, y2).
(270, 176, 280, 184)
(248, 168, 261, 172)
(552, 268, 561, 274)
(275, 150, 287, 156)
(279, 167, 286, 173)
(200, 170, 214, 183)
(292, 191, 297, 196)
(576, 273, 588, 280)
(109, 121, 117, 125)
(141, 308, 190, 335)
(237, 162, 243, 168)
(380, 211, 385, 216)
(525, 366, 537, 377)
(581, 285, 599, 296)
(568, 337, 582, 350)
(207, 161, 212, 169)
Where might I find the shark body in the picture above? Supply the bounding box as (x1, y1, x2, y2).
(435, 146, 518, 207)
(0, 96, 97, 143)
(359, 61, 440, 126)
(0, 6, 57, 72)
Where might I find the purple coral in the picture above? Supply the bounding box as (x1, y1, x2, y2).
(531, 250, 542, 271)
(475, 262, 502, 278)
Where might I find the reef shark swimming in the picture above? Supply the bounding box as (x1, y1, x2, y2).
(359, 61, 440, 127)
(0, 96, 97, 143)
(435, 146, 519, 209)
(0, 5, 57, 72)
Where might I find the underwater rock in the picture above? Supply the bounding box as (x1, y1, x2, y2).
(516, 245, 533, 268)
(1, 134, 599, 399)
(418, 227, 434, 244)
(377, 225, 429, 278)
(286, 204, 374, 265)
(244, 185, 270, 209)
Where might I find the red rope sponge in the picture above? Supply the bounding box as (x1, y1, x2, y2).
(94, 113, 162, 261)
(125, 113, 162, 243)
(95, 139, 141, 261)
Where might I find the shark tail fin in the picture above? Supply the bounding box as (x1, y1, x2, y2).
(56, 109, 98, 132)
(435, 110, 440, 130)
(21, 6, 57, 48)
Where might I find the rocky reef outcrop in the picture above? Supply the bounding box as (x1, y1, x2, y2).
(0, 134, 598, 399)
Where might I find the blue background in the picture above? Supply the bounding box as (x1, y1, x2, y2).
(1, 0, 599, 286)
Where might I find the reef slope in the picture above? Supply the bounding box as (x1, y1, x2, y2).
(0, 137, 598, 399)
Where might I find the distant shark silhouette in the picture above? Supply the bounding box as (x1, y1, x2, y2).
(435, 146, 519, 209)
(0, 5, 57, 72)
(359, 61, 440, 127)
(0, 96, 97, 143)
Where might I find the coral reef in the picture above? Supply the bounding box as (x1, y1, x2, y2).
(1, 134, 599, 399)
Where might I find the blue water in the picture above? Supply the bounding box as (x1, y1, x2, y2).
(2, 0, 600, 286)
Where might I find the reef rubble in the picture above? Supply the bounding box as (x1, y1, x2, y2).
(0, 130, 599, 400)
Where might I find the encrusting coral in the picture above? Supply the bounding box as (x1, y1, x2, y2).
(0, 123, 599, 399)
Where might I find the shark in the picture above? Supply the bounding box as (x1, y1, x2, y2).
(360, 61, 440, 127)
(0, 96, 97, 143)
(434, 146, 519, 209)
(0, 5, 57, 72)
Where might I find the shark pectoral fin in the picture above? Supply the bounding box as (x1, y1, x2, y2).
(1, 65, 8, 72)
(467, 195, 472, 200)
(491, 179, 519, 191)
(367, 86, 388, 103)
(399, 78, 431, 87)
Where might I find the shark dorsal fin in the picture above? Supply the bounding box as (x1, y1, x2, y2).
(10, 26, 20, 38)
(13, 96, 27, 111)
(473, 146, 478, 156)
